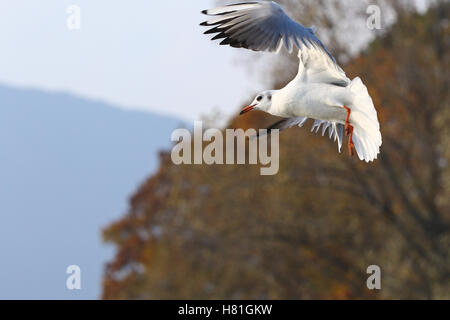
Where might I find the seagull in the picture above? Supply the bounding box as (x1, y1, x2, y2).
(200, 1, 382, 162)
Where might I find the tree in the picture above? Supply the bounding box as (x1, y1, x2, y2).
(102, 2, 449, 299)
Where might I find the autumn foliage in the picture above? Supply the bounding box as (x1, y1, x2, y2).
(102, 3, 449, 299)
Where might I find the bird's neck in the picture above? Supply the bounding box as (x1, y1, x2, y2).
(267, 90, 288, 117)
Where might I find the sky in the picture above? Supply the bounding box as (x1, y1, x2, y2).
(0, 0, 262, 121)
(0, 0, 430, 122)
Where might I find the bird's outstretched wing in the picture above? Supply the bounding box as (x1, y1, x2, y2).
(200, 1, 335, 61)
(296, 48, 350, 87)
(255, 117, 345, 152)
(310, 120, 345, 152)
(254, 117, 308, 138)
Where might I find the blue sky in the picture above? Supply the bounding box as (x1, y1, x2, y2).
(0, 0, 430, 121)
(0, 0, 261, 120)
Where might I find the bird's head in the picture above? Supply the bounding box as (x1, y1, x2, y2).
(240, 90, 275, 115)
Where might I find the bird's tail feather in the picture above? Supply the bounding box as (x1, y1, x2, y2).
(348, 77, 382, 162)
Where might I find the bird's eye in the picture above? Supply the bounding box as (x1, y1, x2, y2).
(256, 96, 263, 102)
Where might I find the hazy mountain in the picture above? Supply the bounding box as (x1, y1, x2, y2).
(0, 85, 183, 299)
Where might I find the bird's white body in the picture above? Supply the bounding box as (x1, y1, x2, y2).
(201, 1, 382, 162)
(270, 81, 350, 122)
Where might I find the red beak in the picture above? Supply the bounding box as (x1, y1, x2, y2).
(240, 104, 255, 115)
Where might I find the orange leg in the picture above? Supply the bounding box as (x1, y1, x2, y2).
(344, 106, 355, 157)
(347, 125, 355, 157)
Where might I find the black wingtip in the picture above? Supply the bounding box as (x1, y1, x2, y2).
(200, 21, 209, 26)
(204, 27, 218, 34)
(220, 38, 232, 46)
(201, 9, 208, 15)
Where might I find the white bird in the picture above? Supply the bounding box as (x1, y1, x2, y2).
(201, 1, 382, 162)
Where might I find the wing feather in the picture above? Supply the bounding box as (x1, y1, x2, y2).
(254, 117, 344, 152)
(297, 47, 350, 86)
(201, 1, 350, 85)
(201, 1, 335, 61)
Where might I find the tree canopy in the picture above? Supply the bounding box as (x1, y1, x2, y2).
(102, 2, 449, 299)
